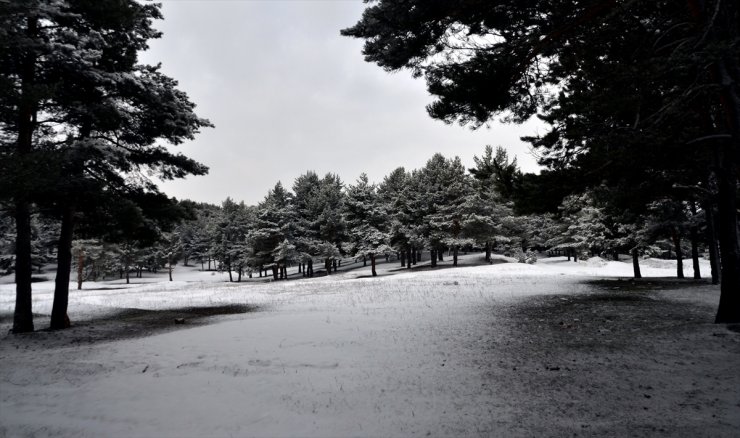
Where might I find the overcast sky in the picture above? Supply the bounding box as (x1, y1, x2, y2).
(140, 0, 544, 206)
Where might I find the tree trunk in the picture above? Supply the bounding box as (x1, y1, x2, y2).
(363, 256, 367, 267)
(272, 265, 279, 280)
(632, 248, 642, 279)
(453, 246, 458, 267)
(485, 242, 491, 262)
(672, 228, 685, 279)
(168, 257, 173, 282)
(370, 253, 377, 277)
(308, 259, 313, 277)
(11, 16, 39, 334)
(406, 248, 412, 269)
(704, 201, 722, 284)
(76, 250, 84, 290)
(714, 57, 740, 322)
(573, 249, 578, 262)
(400, 251, 406, 267)
(686, 0, 740, 322)
(50, 206, 74, 330)
(431, 249, 437, 267)
(689, 203, 701, 279)
(438, 249, 443, 262)
(412, 248, 417, 265)
(12, 201, 34, 333)
(705, 206, 721, 284)
(228, 262, 233, 282)
(715, 136, 740, 321)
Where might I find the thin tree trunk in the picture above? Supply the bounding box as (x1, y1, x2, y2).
(370, 253, 377, 276)
(412, 248, 417, 265)
(689, 202, 701, 279)
(632, 248, 642, 279)
(76, 249, 84, 290)
(400, 251, 406, 267)
(438, 249, 443, 262)
(272, 265, 278, 281)
(485, 242, 491, 262)
(168, 257, 173, 282)
(50, 206, 74, 330)
(704, 203, 720, 284)
(406, 248, 412, 269)
(453, 246, 458, 267)
(363, 256, 366, 267)
(672, 228, 685, 279)
(431, 249, 437, 268)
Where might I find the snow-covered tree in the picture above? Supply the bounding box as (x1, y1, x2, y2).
(249, 183, 296, 280)
(1, 0, 212, 332)
(344, 174, 391, 276)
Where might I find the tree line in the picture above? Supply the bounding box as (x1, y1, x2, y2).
(1, 145, 716, 288)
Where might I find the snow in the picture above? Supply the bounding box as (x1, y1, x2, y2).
(1, 254, 735, 437)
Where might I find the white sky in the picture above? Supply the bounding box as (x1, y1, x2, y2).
(140, 0, 544, 205)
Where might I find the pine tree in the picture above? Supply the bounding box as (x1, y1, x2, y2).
(344, 174, 391, 276)
(1, 1, 211, 331)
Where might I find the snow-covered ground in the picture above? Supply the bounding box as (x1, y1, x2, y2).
(1, 255, 737, 437)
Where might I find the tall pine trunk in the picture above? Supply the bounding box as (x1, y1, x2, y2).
(13, 200, 34, 333)
(50, 206, 74, 330)
(687, 0, 740, 323)
(632, 248, 642, 279)
(713, 56, 740, 322)
(12, 16, 39, 334)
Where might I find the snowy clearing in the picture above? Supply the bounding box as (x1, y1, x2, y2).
(1, 255, 738, 437)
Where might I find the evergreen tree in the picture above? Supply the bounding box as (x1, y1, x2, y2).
(344, 174, 391, 276)
(0, 0, 211, 331)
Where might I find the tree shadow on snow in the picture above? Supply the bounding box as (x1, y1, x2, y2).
(1, 304, 258, 346)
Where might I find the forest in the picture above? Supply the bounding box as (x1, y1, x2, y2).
(1, 0, 738, 333)
(1, 1, 738, 436)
